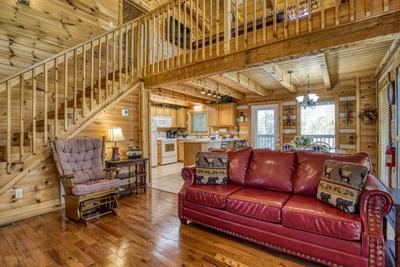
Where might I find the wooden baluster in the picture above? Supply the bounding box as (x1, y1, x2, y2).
(335, 0, 340, 25)
(365, 0, 370, 17)
(307, 0, 312, 32)
(82, 45, 86, 117)
(156, 12, 160, 73)
(284, 0, 288, 38)
(178, 0, 181, 66)
(202, 0, 205, 60)
(235, 0, 239, 51)
(224, 0, 231, 54)
(189, 0, 193, 63)
(112, 32, 116, 95)
(273, 0, 277, 40)
(98, 37, 102, 102)
(149, 16, 153, 75)
(262, 0, 266, 43)
(131, 24, 135, 79)
(161, 9, 165, 70)
(295, 0, 300, 34)
(54, 58, 58, 137)
(195, 0, 199, 61)
(90, 42, 94, 110)
(167, 6, 171, 69)
(253, 0, 257, 45)
(383, 0, 389, 12)
(349, 0, 355, 21)
(6, 80, 11, 173)
(184, 2, 188, 64)
(244, 0, 247, 47)
(320, 0, 325, 29)
(73, 49, 77, 124)
(144, 17, 149, 75)
(209, 0, 213, 57)
(216, 0, 219, 56)
(171, 4, 176, 67)
(125, 26, 129, 84)
(105, 35, 109, 98)
(118, 30, 122, 90)
(19, 75, 24, 162)
(64, 53, 68, 132)
(32, 68, 37, 155)
(44, 63, 48, 145)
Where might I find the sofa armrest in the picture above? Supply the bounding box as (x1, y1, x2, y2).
(360, 174, 393, 262)
(181, 165, 195, 184)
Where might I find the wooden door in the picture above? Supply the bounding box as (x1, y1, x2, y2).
(171, 108, 177, 128)
(176, 108, 188, 128)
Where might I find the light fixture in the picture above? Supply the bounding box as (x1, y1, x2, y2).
(201, 88, 206, 94)
(193, 104, 202, 112)
(213, 92, 218, 97)
(217, 93, 222, 99)
(296, 74, 319, 109)
(207, 90, 212, 96)
(108, 127, 125, 161)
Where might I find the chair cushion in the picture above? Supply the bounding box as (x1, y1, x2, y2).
(245, 149, 296, 192)
(195, 152, 228, 184)
(53, 139, 105, 184)
(227, 148, 253, 185)
(294, 151, 372, 196)
(72, 179, 120, 196)
(185, 184, 244, 208)
(282, 195, 362, 241)
(226, 188, 291, 223)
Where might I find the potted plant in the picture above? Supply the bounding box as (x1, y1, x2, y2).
(290, 136, 311, 149)
(359, 106, 377, 125)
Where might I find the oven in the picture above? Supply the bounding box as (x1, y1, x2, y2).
(161, 139, 177, 164)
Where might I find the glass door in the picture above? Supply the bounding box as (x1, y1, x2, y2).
(251, 105, 279, 149)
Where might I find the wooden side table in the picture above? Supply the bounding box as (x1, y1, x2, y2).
(385, 189, 400, 267)
(105, 158, 149, 195)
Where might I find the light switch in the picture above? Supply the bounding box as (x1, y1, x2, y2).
(122, 108, 129, 116)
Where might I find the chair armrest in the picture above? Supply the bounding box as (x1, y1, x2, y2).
(59, 174, 75, 195)
(360, 174, 393, 261)
(181, 165, 195, 184)
(104, 167, 120, 179)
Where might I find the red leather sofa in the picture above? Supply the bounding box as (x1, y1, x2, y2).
(178, 149, 392, 267)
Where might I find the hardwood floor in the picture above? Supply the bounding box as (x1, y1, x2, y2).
(0, 189, 319, 267)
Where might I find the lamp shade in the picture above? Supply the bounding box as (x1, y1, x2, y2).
(108, 127, 125, 142)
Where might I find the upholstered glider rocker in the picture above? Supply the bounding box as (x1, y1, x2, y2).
(50, 138, 120, 224)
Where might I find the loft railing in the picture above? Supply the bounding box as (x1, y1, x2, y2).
(255, 134, 275, 149)
(139, 0, 399, 76)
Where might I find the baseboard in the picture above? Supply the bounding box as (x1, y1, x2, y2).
(0, 200, 63, 226)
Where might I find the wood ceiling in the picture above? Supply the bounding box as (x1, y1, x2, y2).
(0, 0, 119, 80)
(160, 38, 397, 102)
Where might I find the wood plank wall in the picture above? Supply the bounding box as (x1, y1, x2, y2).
(0, 0, 119, 80)
(0, 91, 140, 225)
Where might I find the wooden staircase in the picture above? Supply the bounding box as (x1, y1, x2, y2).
(0, 15, 142, 195)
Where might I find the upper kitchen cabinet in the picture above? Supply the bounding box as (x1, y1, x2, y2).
(208, 103, 237, 128)
(176, 108, 188, 128)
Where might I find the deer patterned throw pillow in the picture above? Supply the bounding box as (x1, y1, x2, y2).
(317, 160, 368, 214)
(195, 152, 228, 185)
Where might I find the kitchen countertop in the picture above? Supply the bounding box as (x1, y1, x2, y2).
(181, 138, 245, 144)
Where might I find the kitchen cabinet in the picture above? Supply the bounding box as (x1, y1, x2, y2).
(177, 140, 184, 162)
(171, 109, 177, 128)
(176, 108, 188, 128)
(156, 106, 164, 116)
(208, 103, 237, 127)
(157, 140, 161, 165)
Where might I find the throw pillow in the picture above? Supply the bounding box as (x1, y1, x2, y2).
(195, 152, 228, 185)
(317, 160, 369, 214)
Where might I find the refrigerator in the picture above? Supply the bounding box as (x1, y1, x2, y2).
(151, 118, 158, 167)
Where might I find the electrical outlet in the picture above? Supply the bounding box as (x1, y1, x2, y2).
(15, 188, 23, 199)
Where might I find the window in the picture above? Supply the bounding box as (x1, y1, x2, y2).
(191, 112, 208, 132)
(300, 102, 336, 148)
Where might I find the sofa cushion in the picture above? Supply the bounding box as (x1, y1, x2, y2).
(227, 148, 253, 185)
(294, 151, 372, 196)
(195, 152, 228, 184)
(245, 149, 296, 192)
(185, 184, 244, 208)
(226, 188, 291, 223)
(72, 179, 120, 196)
(282, 195, 362, 241)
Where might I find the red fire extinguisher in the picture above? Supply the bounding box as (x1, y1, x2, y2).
(385, 144, 396, 168)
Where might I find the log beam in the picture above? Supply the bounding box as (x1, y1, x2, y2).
(222, 72, 267, 96)
(183, 78, 245, 99)
(159, 83, 215, 100)
(320, 53, 331, 90)
(262, 64, 297, 93)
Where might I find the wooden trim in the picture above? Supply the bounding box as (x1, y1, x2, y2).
(54, 58, 59, 137)
(19, 75, 24, 162)
(6, 80, 11, 173)
(356, 77, 361, 152)
(32, 68, 37, 155)
(44, 63, 48, 145)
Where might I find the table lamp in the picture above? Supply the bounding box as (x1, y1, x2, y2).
(108, 127, 125, 161)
